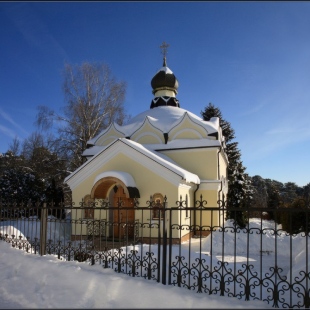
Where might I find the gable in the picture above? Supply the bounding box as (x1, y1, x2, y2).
(92, 123, 125, 147)
(130, 118, 165, 144)
(168, 113, 211, 140)
(65, 138, 200, 190)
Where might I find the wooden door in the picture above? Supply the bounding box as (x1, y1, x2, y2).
(113, 187, 134, 239)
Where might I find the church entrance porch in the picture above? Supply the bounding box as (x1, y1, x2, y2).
(89, 176, 138, 241)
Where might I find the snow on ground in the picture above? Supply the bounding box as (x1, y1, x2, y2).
(0, 242, 270, 309)
(200, 218, 307, 256)
(1, 217, 309, 308)
(0, 215, 71, 244)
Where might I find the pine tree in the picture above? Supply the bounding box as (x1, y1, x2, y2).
(0, 144, 68, 212)
(250, 175, 268, 209)
(201, 103, 253, 227)
(282, 182, 299, 204)
(303, 183, 310, 204)
(0, 167, 46, 203)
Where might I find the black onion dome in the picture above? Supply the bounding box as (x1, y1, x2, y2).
(151, 59, 179, 95)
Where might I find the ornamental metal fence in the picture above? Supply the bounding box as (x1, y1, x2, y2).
(0, 197, 309, 308)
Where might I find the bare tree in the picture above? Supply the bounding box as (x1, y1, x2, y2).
(21, 131, 45, 159)
(21, 132, 67, 182)
(36, 62, 128, 170)
(8, 136, 21, 155)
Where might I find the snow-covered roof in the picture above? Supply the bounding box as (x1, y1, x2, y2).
(66, 138, 200, 186)
(83, 145, 106, 157)
(157, 66, 173, 74)
(126, 106, 218, 133)
(88, 106, 219, 146)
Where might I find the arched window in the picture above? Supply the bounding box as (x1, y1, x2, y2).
(152, 193, 164, 219)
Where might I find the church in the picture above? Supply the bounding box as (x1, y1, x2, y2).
(64, 43, 228, 243)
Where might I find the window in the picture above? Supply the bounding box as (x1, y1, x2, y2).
(152, 193, 164, 219)
(83, 195, 94, 219)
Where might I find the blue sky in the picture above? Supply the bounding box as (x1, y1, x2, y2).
(1, 1, 310, 186)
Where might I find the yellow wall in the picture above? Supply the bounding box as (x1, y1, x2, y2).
(70, 147, 226, 239)
(219, 151, 228, 179)
(135, 134, 163, 144)
(72, 153, 181, 203)
(160, 148, 218, 180)
(70, 150, 203, 239)
(193, 189, 221, 229)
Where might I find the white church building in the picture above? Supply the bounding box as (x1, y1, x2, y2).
(64, 44, 228, 243)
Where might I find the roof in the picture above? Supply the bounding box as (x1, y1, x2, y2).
(65, 138, 200, 187)
(87, 106, 220, 146)
(151, 65, 179, 94)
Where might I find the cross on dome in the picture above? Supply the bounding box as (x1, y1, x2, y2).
(160, 41, 169, 66)
(150, 42, 180, 108)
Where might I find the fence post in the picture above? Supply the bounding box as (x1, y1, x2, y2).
(162, 197, 167, 285)
(40, 202, 48, 256)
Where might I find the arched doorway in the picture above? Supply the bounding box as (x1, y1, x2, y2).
(91, 177, 137, 239)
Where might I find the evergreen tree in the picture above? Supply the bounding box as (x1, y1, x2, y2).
(248, 175, 268, 218)
(250, 175, 268, 209)
(260, 179, 281, 221)
(303, 182, 310, 204)
(282, 182, 299, 204)
(0, 150, 26, 176)
(201, 103, 253, 227)
(1, 133, 69, 209)
(0, 167, 46, 203)
(44, 179, 65, 218)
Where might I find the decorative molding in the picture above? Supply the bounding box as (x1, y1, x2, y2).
(159, 147, 216, 154)
(129, 116, 163, 138)
(171, 128, 203, 140)
(92, 123, 126, 145)
(134, 132, 163, 144)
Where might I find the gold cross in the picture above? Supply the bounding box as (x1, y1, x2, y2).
(160, 41, 169, 58)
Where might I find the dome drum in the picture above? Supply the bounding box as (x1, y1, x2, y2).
(150, 96, 180, 109)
